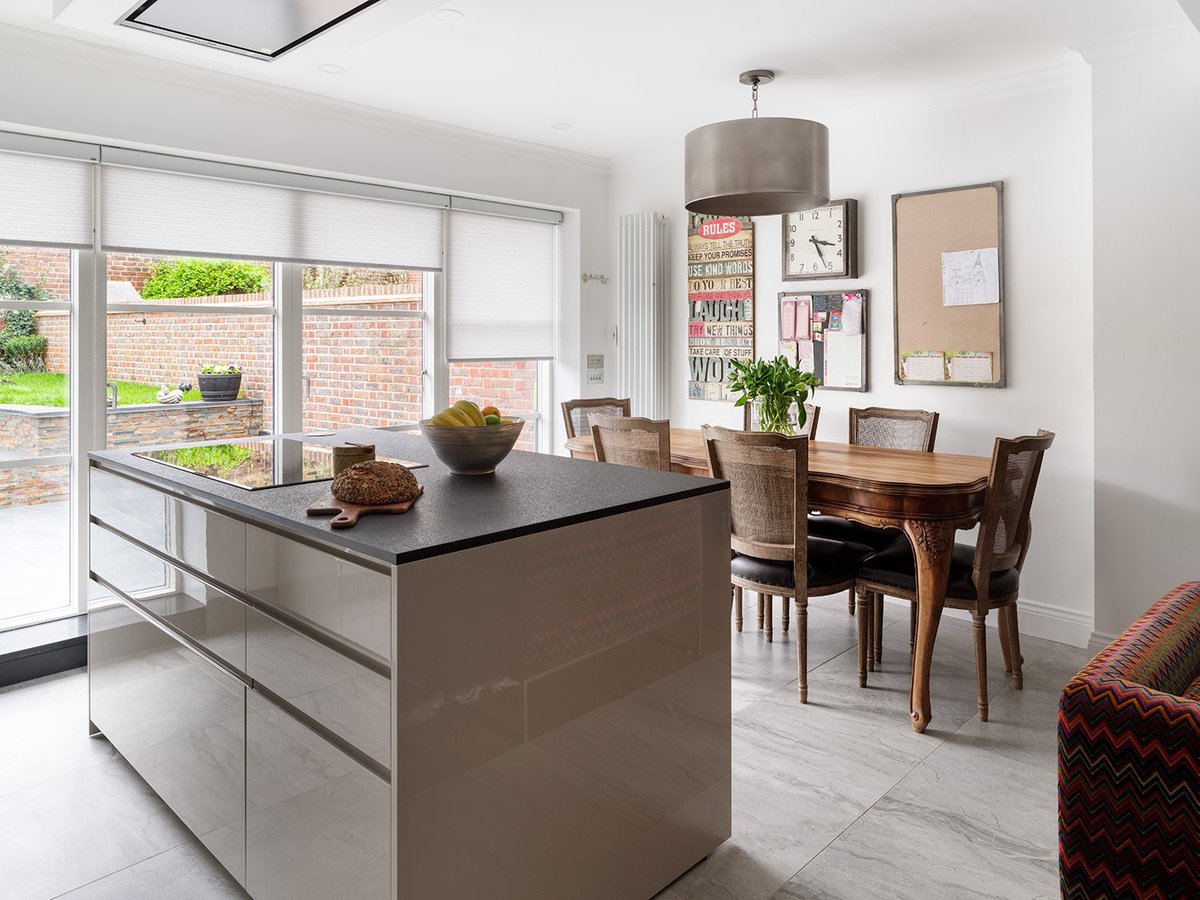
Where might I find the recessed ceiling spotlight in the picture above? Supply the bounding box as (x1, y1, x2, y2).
(550, 122, 573, 130)
(316, 63, 346, 74)
(434, 8, 465, 21)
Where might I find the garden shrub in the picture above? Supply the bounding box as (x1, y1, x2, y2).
(1, 334, 48, 372)
(141, 258, 271, 299)
(0, 256, 51, 368)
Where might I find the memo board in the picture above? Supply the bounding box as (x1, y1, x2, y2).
(892, 182, 1005, 388)
(779, 291, 868, 392)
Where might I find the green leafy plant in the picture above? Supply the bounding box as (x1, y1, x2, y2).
(141, 258, 271, 299)
(727, 356, 820, 435)
(1, 334, 48, 372)
(0, 256, 53, 370)
(200, 364, 241, 375)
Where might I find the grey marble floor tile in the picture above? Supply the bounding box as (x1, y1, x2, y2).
(875, 740, 1058, 852)
(0, 669, 116, 798)
(55, 841, 248, 899)
(0, 756, 190, 899)
(731, 601, 857, 707)
(774, 789, 1058, 900)
(950, 664, 1065, 774)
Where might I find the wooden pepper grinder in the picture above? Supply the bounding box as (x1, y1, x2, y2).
(332, 442, 375, 476)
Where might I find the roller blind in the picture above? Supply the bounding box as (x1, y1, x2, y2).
(447, 211, 558, 360)
(0, 149, 94, 248)
(100, 164, 444, 269)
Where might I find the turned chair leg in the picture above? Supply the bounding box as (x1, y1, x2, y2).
(797, 596, 809, 703)
(765, 595, 774, 643)
(782, 594, 790, 634)
(757, 592, 765, 630)
(998, 604, 1014, 675)
(733, 586, 743, 632)
(873, 592, 884, 665)
(1006, 606, 1024, 690)
(855, 588, 871, 688)
(971, 613, 989, 722)
(848, 591, 855, 616)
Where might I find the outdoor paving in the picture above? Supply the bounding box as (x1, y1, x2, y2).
(0, 499, 70, 623)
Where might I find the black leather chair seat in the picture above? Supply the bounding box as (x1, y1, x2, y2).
(808, 515, 907, 553)
(732, 537, 872, 591)
(857, 541, 1020, 602)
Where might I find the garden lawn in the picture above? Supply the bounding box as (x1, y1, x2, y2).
(0, 372, 201, 406)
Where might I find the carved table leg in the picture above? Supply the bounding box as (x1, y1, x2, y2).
(903, 519, 954, 734)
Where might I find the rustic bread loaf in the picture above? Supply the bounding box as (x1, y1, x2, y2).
(332, 460, 420, 505)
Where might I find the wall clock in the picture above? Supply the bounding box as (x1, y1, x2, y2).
(782, 199, 859, 280)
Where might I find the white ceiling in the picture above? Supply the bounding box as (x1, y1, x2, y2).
(0, 0, 1190, 159)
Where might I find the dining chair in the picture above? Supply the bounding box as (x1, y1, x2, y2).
(810, 406, 941, 629)
(703, 426, 870, 702)
(589, 415, 671, 472)
(742, 402, 821, 438)
(562, 397, 631, 441)
(853, 430, 1055, 720)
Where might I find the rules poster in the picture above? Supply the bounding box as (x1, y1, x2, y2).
(687, 214, 754, 401)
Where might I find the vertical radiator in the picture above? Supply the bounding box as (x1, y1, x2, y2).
(617, 212, 670, 419)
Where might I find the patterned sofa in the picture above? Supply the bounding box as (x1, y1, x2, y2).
(1059, 582, 1200, 898)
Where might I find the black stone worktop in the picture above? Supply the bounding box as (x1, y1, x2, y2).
(88, 429, 727, 567)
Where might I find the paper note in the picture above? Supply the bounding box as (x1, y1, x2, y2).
(780, 301, 796, 341)
(901, 350, 946, 382)
(841, 294, 863, 335)
(824, 332, 863, 389)
(779, 341, 798, 366)
(829, 311, 843, 331)
(946, 350, 993, 383)
(942, 247, 1000, 306)
(795, 298, 811, 341)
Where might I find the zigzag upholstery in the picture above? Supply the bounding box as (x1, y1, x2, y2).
(1059, 582, 1200, 898)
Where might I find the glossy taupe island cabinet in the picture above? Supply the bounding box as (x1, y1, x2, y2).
(86, 430, 731, 900)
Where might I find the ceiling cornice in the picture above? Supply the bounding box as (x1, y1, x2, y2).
(0, 24, 612, 176)
(1072, 23, 1199, 64)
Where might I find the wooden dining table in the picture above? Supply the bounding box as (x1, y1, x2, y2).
(565, 428, 994, 733)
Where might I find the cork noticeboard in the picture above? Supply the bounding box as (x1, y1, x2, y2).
(892, 182, 1005, 388)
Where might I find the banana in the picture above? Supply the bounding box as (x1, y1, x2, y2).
(432, 407, 473, 426)
(453, 399, 486, 425)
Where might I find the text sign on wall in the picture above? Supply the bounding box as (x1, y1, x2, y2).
(687, 214, 754, 401)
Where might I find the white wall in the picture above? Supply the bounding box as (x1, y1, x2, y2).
(1086, 27, 1200, 640)
(0, 26, 614, 453)
(610, 74, 1096, 645)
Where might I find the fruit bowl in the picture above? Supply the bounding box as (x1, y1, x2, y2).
(419, 416, 525, 475)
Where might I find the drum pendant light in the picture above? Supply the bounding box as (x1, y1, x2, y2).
(685, 70, 830, 217)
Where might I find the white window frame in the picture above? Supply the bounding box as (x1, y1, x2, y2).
(0, 135, 563, 634)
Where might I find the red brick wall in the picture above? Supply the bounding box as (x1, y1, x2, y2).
(1, 246, 71, 300)
(15, 246, 543, 449)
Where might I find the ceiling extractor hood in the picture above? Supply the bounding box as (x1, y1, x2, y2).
(118, 0, 387, 60)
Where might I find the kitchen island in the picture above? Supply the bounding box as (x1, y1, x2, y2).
(87, 429, 731, 900)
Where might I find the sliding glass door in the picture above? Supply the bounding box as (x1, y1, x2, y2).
(0, 246, 74, 628)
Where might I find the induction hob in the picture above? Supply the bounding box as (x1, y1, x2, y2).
(135, 437, 425, 490)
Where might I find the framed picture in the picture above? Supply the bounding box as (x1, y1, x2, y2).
(687, 213, 755, 401)
(782, 199, 859, 280)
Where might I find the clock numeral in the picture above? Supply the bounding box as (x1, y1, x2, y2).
(826, 262, 833, 270)
(837, 234, 843, 242)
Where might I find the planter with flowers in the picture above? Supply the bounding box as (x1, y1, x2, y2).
(197, 364, 243, 403)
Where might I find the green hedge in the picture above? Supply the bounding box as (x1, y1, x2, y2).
(1, 334, 48, 372)
(141, 258, 271, 299)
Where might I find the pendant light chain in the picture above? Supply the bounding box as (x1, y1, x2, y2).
(751, 79, 759, 118)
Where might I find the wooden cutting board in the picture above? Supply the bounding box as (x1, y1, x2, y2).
(306, 486, 422, 529)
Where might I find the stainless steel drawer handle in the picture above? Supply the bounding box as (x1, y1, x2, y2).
(91, 572, 252, 688)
